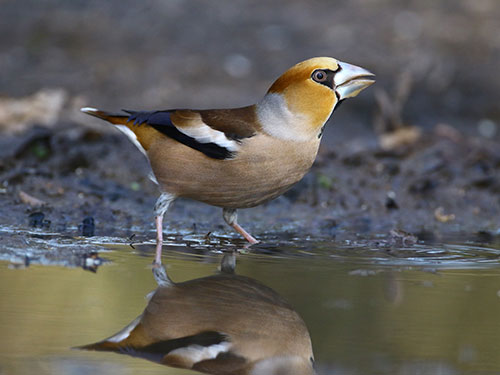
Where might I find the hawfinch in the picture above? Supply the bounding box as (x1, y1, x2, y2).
(77, 254, 315, 375)
(81, 57, 374, 263)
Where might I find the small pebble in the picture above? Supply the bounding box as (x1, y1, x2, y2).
(28, 212, 50, 228)
(81, 217, 95, 237)
(386, 190, 399, 210)
(29, 212, 45, 227)
(82, 252, 103, 273)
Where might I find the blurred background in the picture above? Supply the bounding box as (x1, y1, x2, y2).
(1, 0, 499, 239)
(1, 0, 499, 131)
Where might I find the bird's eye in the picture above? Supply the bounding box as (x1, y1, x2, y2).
(312, 70, 327, 83)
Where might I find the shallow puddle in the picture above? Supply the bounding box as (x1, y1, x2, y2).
(1, 238, 500, 374)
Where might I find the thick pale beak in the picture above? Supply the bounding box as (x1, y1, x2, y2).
(334, 61, 375, 100)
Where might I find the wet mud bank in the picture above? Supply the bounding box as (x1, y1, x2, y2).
(0, 118, 499, 266)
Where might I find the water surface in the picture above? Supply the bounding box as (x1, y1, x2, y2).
(1, 239, 500, 374)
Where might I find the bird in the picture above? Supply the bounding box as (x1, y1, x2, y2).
(81, 57, 374, 263)
(77, 253, 316, 375)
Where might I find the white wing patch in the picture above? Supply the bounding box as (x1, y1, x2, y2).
(176, 123, 240, 152)
(168, 342, 232, 366)
(115, 125, 148, 156)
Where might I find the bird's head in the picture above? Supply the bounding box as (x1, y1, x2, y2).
(257, 57, 375, 141)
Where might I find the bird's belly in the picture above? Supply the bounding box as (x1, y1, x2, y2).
(188, 169, 305, 209)
(149, 135, 320, 209)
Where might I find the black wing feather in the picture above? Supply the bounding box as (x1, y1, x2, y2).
(141, 331, 229, 355)
(114, 331, 232, 364)
(123, 110, 234, 160)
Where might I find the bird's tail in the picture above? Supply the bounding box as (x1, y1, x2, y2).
(73, 315, 144, 352)
(80, 107, 149, 156)
(75, 339, 123, 352)
(80, 107, 129, 125)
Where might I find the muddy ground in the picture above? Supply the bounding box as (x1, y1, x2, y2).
(1, 116, 499, 266)
(0, 0, 499, 266)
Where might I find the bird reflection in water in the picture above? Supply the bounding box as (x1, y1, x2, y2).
(77, 252, 316, 375)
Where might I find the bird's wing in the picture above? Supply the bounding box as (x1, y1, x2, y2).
(80, 328, 245, 370)
(124, 106, 259, 160)
(155, 331, 247, 371)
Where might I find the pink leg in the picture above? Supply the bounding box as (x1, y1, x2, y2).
(222, 208, 259, 244)
(232, 222, 258, 244)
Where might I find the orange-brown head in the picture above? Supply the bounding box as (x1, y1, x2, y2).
(258, 57, 374, 141)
